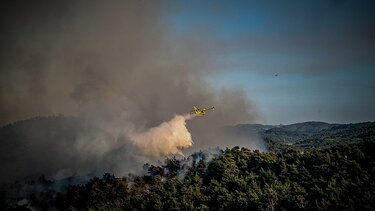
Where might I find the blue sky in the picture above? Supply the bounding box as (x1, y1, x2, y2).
(168, 0, 375, 124)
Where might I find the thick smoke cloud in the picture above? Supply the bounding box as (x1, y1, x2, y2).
(0, 0, 260, 182)
(131, 114, 194, 157)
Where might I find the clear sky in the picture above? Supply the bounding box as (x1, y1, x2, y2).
(168, 0, 375, 124)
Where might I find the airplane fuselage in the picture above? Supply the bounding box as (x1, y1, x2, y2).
(192, 106, 214, 116)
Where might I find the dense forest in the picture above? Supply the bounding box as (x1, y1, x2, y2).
(2, 118, 375, 210)
(4, 141, 375, 210)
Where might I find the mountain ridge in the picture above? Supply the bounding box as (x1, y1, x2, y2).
(233, 121, 375, 149)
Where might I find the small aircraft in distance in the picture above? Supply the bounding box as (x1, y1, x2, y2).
(191, 106, 215, 116)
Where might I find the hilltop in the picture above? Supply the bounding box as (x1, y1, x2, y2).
(232, 121, 375, 150)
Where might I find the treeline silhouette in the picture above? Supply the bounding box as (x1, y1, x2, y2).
(9, 141, 375, 210)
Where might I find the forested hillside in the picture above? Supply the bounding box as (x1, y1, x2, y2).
(2, 118, 375, 210)
(6, 141, 375, 210)
(232, 122, 375, 150)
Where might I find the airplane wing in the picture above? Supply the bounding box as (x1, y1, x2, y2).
(190, 106, 214, 115)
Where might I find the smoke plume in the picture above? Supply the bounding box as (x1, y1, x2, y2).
(0, 0, 261, 183)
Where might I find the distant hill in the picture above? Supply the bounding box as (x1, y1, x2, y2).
(232, 121, 375, 150)
(2, 117, 374, 157)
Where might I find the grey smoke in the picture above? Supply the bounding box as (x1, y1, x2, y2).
(0, 1, 261, 182)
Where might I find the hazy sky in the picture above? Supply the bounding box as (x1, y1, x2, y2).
(169, 0, 375, 124)
(0, 0, 374, 125)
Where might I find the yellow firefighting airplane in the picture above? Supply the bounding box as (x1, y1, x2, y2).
(191, 106, 215, 116)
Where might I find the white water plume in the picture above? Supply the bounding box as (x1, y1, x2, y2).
(130, 114, 194, 157)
